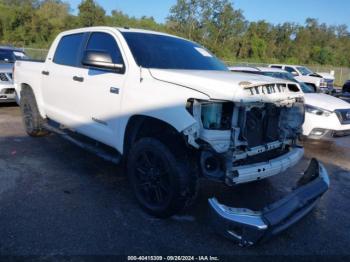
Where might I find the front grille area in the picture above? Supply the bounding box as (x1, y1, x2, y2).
(336, 109, 350, 125)
(0, 73, 9, 82)
(245, 84, 287, 96)
(240, 105, 281, 148)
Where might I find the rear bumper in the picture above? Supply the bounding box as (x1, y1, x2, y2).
(209, 159, 329, 246)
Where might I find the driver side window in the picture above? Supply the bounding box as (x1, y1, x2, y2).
(86, 32, 124, 65)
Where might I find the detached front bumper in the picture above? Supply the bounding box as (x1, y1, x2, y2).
(209, 159, 330, 246)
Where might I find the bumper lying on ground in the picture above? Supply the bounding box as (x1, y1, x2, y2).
(209, 159, 330, 247)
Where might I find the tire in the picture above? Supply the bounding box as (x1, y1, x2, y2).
(127, 137, 198, 218)
(20, 88, 49, 137)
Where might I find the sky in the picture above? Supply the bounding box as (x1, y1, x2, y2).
(67, 0, 350, 28)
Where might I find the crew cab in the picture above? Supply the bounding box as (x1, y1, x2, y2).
(14, 27, 329, 246)
(0, 46, 28, 103)
(230, 66, 350, 139)
(269, 64, 334, 94)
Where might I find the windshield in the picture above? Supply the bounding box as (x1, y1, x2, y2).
(122, 32, 228, 71)
(262, 71, 314, 93)
(297, 66, 313, 76)
(0, 49, 28, 63)
(0, 50, 15, 63)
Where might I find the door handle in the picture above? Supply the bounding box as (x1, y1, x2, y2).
(73, 76, 84, 82)
(42, 71, 49, 76)
(110, 87, 119, 94)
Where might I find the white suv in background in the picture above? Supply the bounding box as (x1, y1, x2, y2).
(269, 64, 334, 94)
(230, 66, 350, 140)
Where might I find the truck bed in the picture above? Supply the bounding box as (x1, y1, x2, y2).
(14, 60, 45, 101)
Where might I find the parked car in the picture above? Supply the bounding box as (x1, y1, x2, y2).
(269, 64, 334, 94)
(230, 66, 350, 139)
(14, 27, 329, 246)
(0, 63, 15, 103)
(343, 80, 350, 93)
(0, 46, 29, 103)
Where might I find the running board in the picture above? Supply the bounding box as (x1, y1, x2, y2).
(43, 122, 121, 164)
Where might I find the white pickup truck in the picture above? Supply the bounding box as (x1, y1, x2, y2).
(14, 27, 329, 246)
(269, 64, 334, 94)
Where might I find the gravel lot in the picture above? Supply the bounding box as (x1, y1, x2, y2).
(0, 103, 349, 256)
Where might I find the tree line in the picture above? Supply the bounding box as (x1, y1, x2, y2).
(0, 0, 349, 67)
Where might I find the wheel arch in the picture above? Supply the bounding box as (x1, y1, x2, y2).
(18, 83, 46, 118)
(122, 115, 191, 159)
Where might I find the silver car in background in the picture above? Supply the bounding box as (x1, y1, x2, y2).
(0, 46, 28, 103)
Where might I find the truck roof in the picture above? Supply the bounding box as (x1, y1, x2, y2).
(59, 26, 183, 40)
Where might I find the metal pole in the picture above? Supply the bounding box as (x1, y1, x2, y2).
(340, 68, 343, 86)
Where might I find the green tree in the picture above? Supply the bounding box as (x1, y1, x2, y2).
(0, 0, 349, 67)
(167, 0, 246, 58)
(78, 0, 105, 27)
(167, 0, 202, 41)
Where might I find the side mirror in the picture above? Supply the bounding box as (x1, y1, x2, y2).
(291, 71, 299, 76)
(82, 50, 124, 73)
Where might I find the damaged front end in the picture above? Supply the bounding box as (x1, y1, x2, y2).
(208, 159, 330, 246)
(184, 82, 306, 185)
(183, 81, 329, 245)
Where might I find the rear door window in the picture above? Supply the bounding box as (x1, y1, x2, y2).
(53, 33, 85, 67)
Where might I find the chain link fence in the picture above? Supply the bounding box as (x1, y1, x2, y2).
(226, 61, 350, 88)
(307, 65, 350, 87)
(23, 48, 48, 61)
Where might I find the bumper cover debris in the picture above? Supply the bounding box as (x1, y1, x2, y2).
(208, 159, 330, 246)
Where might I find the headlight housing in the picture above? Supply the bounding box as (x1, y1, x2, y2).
(187, 100, 234, 130)
(305, 105, 331, 117)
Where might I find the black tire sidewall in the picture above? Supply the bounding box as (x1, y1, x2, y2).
(19, 88, 48, 137)
(127, 137, 193, 218)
